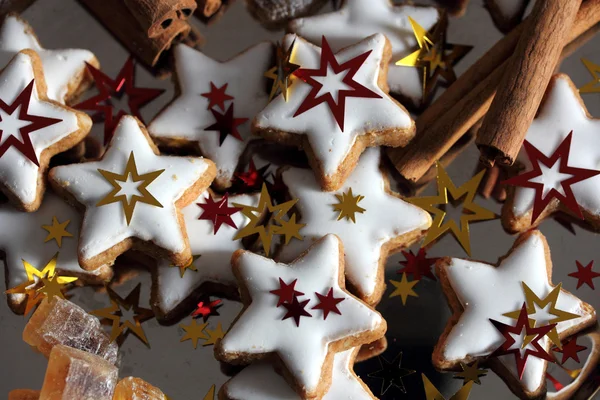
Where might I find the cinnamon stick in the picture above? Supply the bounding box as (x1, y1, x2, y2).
(124, 0, 196, 38)
(476, 0, 582, 167)
(195, 0, 222, 18)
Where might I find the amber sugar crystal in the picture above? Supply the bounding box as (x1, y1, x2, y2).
(8, 389, 40, 400)
(113, 377, 168, 400)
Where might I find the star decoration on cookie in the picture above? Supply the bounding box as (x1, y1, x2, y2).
(332, 188, 365, 223)
(41, 217, 73, 247)
(553, 337, 587, 364)
(265, 40, 300, 101)
(367, 352, 415, 395)
(170, 255, 200, 278)
(36, 273, 74, 301)
(454, 361, 488, 385)
(580, 58, 600, 94)
(389, 273, 419, 305)
(74, 57, 163, 144)
(282, 296, 312, 326)
(275, 214, 306, 245)
(201, 82, 234, 111)
(312, 288, 344, 319)
(91, 283, 154, 346)
(233, 159, 270, 193)
(97, 151, 164, 225)
(408, 164, 495, 256)
(270, 278, 304, 307)
(191, 296, 222, 322)
(569, 260, 600, 289)
(278, 148, 431, 305)
(202, 322, 225, 346)
(198, 193, 242, 234)
(423, 374, 473, 400)
(398, 248, 437, 281)
(179, 319, 208, 349)
(149, 43, 271, 190)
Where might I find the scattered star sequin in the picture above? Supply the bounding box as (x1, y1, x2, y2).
(368, 351, 415, 395)
(397, 248, 437, 281)
(270, 278, 304, 307)
(569, 260, 600, 290)
(389, 273, 419, 305)
(201, 82, 234, 111)
(180, 319, 208, 349)
(311, 288, 344, 319)
(265, 40, 300, 101)
(198, 193, 242, 234)
(282, 296, 312, 327)
(332, 188, 366, 223)
(41, 216, 73, 248)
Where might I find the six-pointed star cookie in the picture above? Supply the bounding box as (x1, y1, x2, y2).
(215, 234, 386, 399)
(151, 192, 261, 322)
(253, 33, 415, 192)
(49, 115, 216, 271)
(148, 43, 272, 190)
(289, 0, 440, 109)
(220, 347, 376, 400)
(433, 231, 596, 398)
(0, 15, 98, 104)
(277, 148, 431, 305)
(503, 74, 600, 233)
(0, 50, 92, 212)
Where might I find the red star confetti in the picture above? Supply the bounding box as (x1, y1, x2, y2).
(489, 304, 556, 379)
(204, 103, 247, 145)
(397, 248, 437, 281)
(0, 80, 61, 166)
(282, 296, 312, 326)
(546, 373, 565, 391)
(270, 278, 304, 307)
(191, 296, 223, 322)
(234, 159, 270, 193)
(312, 288, 344, 319)
(201, 82, 234, 111)
(569, 260, 600, 290)
(74, 57, 164, 144)
(293, 36, 381, 131)
(198, 193, 243, 234)
(553, 337, 587, 364)
(503, 132, 600, 224)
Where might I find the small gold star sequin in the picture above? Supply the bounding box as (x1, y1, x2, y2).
(41, 216, 73, 247)
(203, 385, 216, 400)
(265, 40, 300, 101)
(389, 273, 419, 305)
(332, 188, 366, 223)
(170, 255, 200, 278)
(180, 319, 208, 349)
(454, 361, 488, 385)
(580, 58, 600, 94)
(202, 322, 225, 347)
(275, 214, 306, 245)
(37, 273, 75, 301)
(423, 374, 473, 400)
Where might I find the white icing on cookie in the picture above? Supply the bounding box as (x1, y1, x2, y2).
(222, 348, 373, 400)
(439, 232, 595, 393)
(278, 148, 431, 303)
(289, 0, 440, 106)
(0, 52, 81, 208)
(50, 116, 214, 266)
(153, 192, 260, 317)
(148, 43, 271, 189)
(511, 75, 600, 219)
(218, 234, 385, 395)
(0, 15, 97, 104)
(254, 33, 413, 178)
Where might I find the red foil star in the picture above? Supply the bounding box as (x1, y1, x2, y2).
(201, 82, 234, 111)
(204, 103, 247, 145)
(553, 337, 588, 364)
(397, 248, 438, 281)
(282, 296, 312, 326)
(312, 288, 344, 319)
(568, 260, 600, 290)
(503, 132, 600, 223)
(198, 193, 243, 234)
(234, 159, 270, 193)
(293, 36, 381, 131)
(490, 304, 556, 379)
(191, 296, 223, 322)
(0, 80, 61, 166)
(74, 57, 164, 144)
(270, 278, 304, 307)
(546, 373, 565, 391)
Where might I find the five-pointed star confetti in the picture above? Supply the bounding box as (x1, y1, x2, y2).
(367, 351, 415, 395)
(265, 40, 300, 101)
(0, 51, 91, 212)
(36, 273, 75, 301)
(215, 235, 386, 398)
(192, 296, 222, 322)
(312, 288, 344, 320)
(179, 319, 208, 349)
(275, 214, 306, 245)
(49, 116, 216, 271)
(200, 82, 234, 111)
(41, 216, 73, 247)
(91, 283, 154, 346)
(454, 361, 488, 385)
(332, 188, 365, 222)
(553, 337, 588, 364)
(504, 75, 600, 232)
(270, 278, 304, 307)
(74, 57, 163, 144)
(408, 163, 496, 256)
(282, 296, 312, 326)
(170, 255, 200, 278)
(233, 159, 270, 193)
(0, 15, 98, 104)
(389, 273, 419, 305)
(434, 231, 596, 396)
(569, 260, 600, 290)
(289, 0, 441, 108)
(254, 34, 414, 191)
(149, 43, 271, 190)
(278, 148, 431, 305)
(197, 192, 242, 234)
(398, 248, 437, 281)
(580, 58, 600, 94)
(203, 322, 225, 346)
(423, 374, 474, 400)
(204, 104, 247, 145)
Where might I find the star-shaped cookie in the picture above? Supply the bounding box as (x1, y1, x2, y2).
(253, 33, 414, 191)
(433, 230, 596, 398)
(0, 50, 92, 212)
(215, 234, 386, 399)
(289, 0, 440, 109)
(0, 15, 98, 104)
(151, 192, 260, 323)
(503, 74, 600, 233)
(148, 43, 272, 190)
(278, 148, 431, 305)
(49, 115, 216, 271)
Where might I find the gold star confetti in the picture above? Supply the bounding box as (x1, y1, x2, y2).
(203, 385, 216, 400)
(423, 374, 473, 400)
(37, 273, 76, 301)
(389, 273, 419, 305)
(408, 164, 496, 256)
(41, 216, 73, 247)
(180, 319, 208, 349)
(503, 282, 579, 349)
(580, 58, 600, 93)
(171, 255, 200, 278)
(202, 322, 225, 346)
(454, 361, 487, 385)
(332, 188, 366, 223)
(275, 214, 306, 245)
(265, 39, 300, 101)
(97, 151, 164, 225)
(91, 283, 154, 346)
